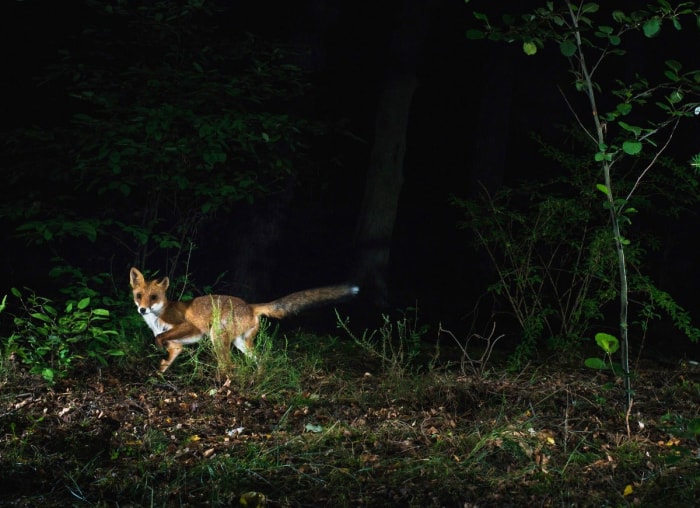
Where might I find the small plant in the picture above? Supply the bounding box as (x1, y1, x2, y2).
(661, 411, 700, 441)
(690, 152, 700, 170)
(584, 332, 622, 376)
(439, 322, 504, 378)
(336, 308, 427, 381)
(6, 287, 122, 384)
(207, 296, 238, 379)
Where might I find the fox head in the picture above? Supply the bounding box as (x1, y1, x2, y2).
(130, 267, 169, 316)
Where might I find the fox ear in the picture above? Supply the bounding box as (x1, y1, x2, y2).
(130, 267, 144, 288)
(158, 276, 170, 290)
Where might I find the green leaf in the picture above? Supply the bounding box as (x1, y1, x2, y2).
(581, 3, 599, 14)
(466, 29, 486, 40)
(668, 90, 684, 104)
(664, 70, 680, 82)
(622, 140, 642, 155)
(656, 101, 672, 112)
(616, 103, 632, 115)
(595, 183, 610, 196)
(595, 332, 619, 354)
(522, 41, 537, 56)
(612, 10, 628, 23)
(688, 418, 700, 435)
(473, 11, 489, 23)
(559, 39, 577, 57)
(618, 121, 641, 136)
(666, 59, 682, 72)
(585, 357, 607, 369)
(77, 297, 91, 310)
(643, 18, 661, 38)
(31, 312, 53, 323)
(42, 368, 55, 384)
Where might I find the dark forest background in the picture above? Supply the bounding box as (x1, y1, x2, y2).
(2, 0, 700, 362)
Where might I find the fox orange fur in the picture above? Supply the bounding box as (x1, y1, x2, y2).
(130, 267, 359, 373)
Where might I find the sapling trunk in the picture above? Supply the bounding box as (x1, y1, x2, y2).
(568, 2, 632, 407)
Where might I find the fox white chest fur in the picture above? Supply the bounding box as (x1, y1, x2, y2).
(134, 297, 166, 332)
(135, 301, 206, 346)
(139, 308, 172, 336)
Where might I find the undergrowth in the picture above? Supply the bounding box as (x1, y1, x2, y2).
(1, 315, 699, 506)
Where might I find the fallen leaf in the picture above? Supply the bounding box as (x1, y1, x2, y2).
(305, 423, 323, 433)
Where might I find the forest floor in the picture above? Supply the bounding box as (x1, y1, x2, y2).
(1, 329, 700, 507)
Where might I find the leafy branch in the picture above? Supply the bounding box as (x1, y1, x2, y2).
(468, 0, 700, 407)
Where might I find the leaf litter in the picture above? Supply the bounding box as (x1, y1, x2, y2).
(1, 354, 699, 506)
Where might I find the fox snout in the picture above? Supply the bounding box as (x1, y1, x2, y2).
(134, 297, 164, 316)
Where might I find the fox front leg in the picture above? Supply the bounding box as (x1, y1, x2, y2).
(159, 342, 183, 373)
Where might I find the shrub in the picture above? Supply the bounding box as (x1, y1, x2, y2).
(5, 288, 122, 384)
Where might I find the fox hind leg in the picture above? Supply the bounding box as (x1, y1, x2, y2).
(210, 326, 235, 373)
(233, 324, 259, 359)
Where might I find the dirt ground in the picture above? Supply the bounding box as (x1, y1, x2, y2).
(1, 345, 700, 507)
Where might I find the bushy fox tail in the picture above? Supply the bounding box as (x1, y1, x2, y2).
(252, 284, 359, 320)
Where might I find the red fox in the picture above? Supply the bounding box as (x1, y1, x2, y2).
(130, 267, 359, 373)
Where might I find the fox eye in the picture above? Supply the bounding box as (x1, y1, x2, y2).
(150, 294, 158, 302)
(135, 293, 142, 299)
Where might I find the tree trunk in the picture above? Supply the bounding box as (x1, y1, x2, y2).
(354, 72, 417, 306)
(353, 0, 427, 307)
